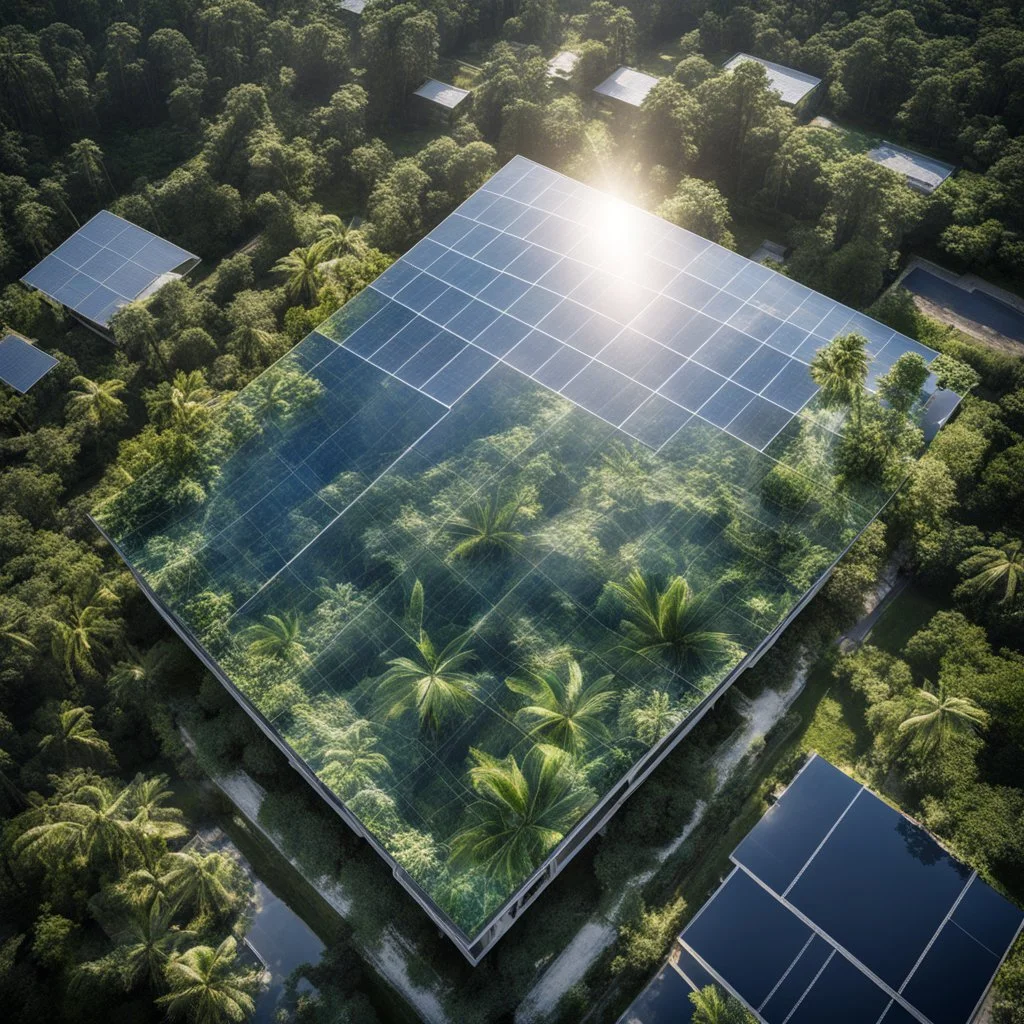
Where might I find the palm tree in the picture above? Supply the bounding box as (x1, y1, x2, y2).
(622, 689, 681, 746)
(506, 659, 616, 755)
(273, 245, 324, 306)
(67, 375, 127, 428)
(68, 138, 115, 199)
(809, 333, 869, 425)
(228, 320, 276, 367)
(244, 612, 308, 664)
(14, 775, 141, 872)
(376, 629, 479, 732)
(248, 374, 291, 423)
(147, 371, 216, 431)
(899, 682, 989, 755)
(107, 646, 161, 707)
(129, 774, 188, 845)
(0, 604, 35, 653)
(957, 537, 1024, 606)
(77, 895, 194, 992)
(38, 703, 116, 769)
(50, 586, 119, 680)
(447, 492, 528, 561)
(316, 718, 391, 799)
(315, 213, 359, 259)
(157, 936, 261, 1024)
(609, 570, 733, 676)
(160, 850, 239, 920)
(451, 744, 596, 882)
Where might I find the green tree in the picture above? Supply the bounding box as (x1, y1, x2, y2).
(690, 984, 756, 1024)
(809, 333, 869, 426)
(877, 352, 929, 415)
(376, 629, 478, 732)
(50, 583, 120, 680)
(157, 936, 261, 1024)
(145, 371, 216, 432)
(67, 138, 114, 200)
(899, 682, 989, 756)
(38, 703, 116, 770)
(272, 245, 324, 307)
(956, 537, 1024, 606)
(77, 895, 194, 992)
(657, 176, 735, 248)
(66, 376, 127, 429)
(160, 850, 241, 921)
(506, 658, 616, 755)
(451, 743, 595, 881)
(609, 570, 733, 676)
(316, 719, 391, 800)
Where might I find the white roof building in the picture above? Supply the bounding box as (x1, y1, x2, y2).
(723, 53, 821, 106)
(593, 66, 659, 107)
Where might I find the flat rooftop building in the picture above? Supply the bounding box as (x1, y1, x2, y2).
(94, 157, 958, 965)
(547, 50, 579, 81)
(867, 141, 955, 194)
(412, 78, 471, 120)
(337, 0, 366, 13)
(20, 211, 199, 337)
(669, 755, 1023, 1024)
(594, 66, 659, 107)
(723, 53, 821, 107)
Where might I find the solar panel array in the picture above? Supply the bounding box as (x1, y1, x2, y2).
(680, 756, 1024, 1024)
(593, 66, 660, 106)
(21, 211, 198, 329)
(0, 334, 58, 393)
(349, 156, 941, 455)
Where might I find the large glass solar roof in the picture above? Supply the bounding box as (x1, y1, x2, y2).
(93, 157, 955, 960)
(681, 756, 1023, 1024)
(0, 334, 58, 393)
(21, 211, 198, 329)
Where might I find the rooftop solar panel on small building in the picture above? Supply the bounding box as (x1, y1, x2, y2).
(679, 754, 1024, 1024)
(413, 78, 471, 110)
(0, 334, 59, 393)
(723, 53, 821, 106)
(867, 142, 955, 194)
(20, 211, 199, 330)
(594, 66, 659, 106)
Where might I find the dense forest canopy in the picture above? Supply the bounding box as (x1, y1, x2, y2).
(0, 0, 1023, 1021)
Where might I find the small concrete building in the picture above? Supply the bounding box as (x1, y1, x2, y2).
(337, 0, 366, 16)
(593, 66, 659, 108)
(547, 50, 579, 82)
(866, 140, 956, 194)
(723, 53, 822, 112)
(411, 78, 472, 124)
(20, 211, 199, 339)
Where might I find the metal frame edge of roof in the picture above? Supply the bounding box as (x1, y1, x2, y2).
(722, 52, 822, 106)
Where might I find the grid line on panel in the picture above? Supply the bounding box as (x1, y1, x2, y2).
(374, 233, 809, 454)
(782, 786, 865, 898)
(781, 950, 837, 1024)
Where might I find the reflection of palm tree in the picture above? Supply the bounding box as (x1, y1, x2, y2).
(690, 984, 749, 1024)
(157, 936, 261, 1024)
(809, 333, 868, 426)
(244, 612, 308, 664)
(451, 744, 595, 882)
(447, 493, 527, 561)
(273, 245, 324, 306)
(957, 538, 1024, 605)
(377, 630, 478, 732)
(38, 703, 116, 769)
(77, 895, 194, 991)
(317, 719, 391, 799)
(609, 570, 732, 675)
(899, 682, 989, 755)
(622, 689, 681, 746)
(506, 659, 615, 755)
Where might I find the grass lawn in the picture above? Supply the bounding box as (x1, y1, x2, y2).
(866, 582, 944, 656)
